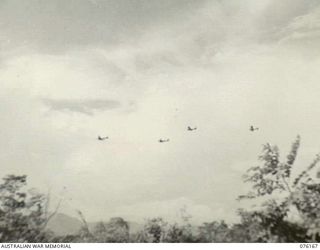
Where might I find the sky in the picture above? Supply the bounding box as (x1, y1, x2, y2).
(1, 0, 320, 224)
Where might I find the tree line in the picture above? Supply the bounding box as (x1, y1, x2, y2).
(1, 136, 320, 242)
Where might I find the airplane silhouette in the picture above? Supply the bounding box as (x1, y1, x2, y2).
(187, 126, 197, 131)
(159, 139, 170, 143)
(98, 135, 109, 141)
(249, 126, 259, 132)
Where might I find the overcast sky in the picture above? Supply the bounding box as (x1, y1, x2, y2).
(1, 0, 320, 224)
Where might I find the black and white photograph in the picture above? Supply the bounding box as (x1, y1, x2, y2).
(0, 0, 320, 246)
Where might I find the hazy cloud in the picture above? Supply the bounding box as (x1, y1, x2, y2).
(0, 0, 205, 53)
(278, 5, 320, 47)
(42, 98, 121, 115)
(253, 0, 319, 43)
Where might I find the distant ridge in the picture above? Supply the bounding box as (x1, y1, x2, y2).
(47, 213, 82, 236)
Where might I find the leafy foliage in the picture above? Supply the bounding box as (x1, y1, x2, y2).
(135, 217, 168, 243)
(93, 217, 129, 243)
(238, 136, 320, 242)
(0, 175, 52, 242)
(198, 221, 230, 242)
